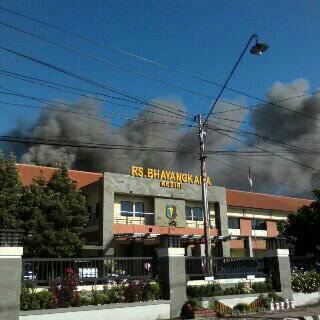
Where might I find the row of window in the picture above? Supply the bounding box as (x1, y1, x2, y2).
(228, 217, 267, 230)
(119, 202, 205, 220)
(118, 201, 267, 231)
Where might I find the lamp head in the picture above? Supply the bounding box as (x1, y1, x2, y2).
(250, 41, 269, 55)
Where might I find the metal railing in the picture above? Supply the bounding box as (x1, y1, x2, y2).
(290, 256, 320, 272)
(0, 229, 23, 247)
(185, 256, 266, 278)
(22, 256, 155, 285)
(266, 237, 288, 250)
(114, 213, 154, 225)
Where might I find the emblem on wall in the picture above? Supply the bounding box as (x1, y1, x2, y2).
(166, 204, 177, 227)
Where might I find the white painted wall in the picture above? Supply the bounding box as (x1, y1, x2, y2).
(199, 294, 260, 308)
(20, 302, 170, 320)
(294, 292, 320, 307)
(188, 277, 266, 286)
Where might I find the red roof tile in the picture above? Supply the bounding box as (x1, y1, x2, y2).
(226, 189, 313, 212)
(17, 164, 102, 188)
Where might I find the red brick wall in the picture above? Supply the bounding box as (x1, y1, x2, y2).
(240, 218, 252, 236)
(267, 220, 279, 237)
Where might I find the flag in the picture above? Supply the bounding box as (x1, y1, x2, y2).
(248, 167, 253, 188)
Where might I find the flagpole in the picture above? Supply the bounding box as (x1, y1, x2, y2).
(248, 167, 255, 257)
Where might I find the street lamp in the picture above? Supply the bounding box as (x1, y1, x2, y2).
(198, 34, 268, 260)
(250, 39, 269, 55)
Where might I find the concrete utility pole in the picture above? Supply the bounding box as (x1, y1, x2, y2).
(196, 35, 269, 259)
(197, 114, 212, 257)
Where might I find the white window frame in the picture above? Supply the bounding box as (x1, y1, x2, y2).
(120, 200, 145, 218)
(185, 206, 203, 222)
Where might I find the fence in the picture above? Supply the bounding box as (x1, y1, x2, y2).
(290, 256, 320, 272)
(185, 257, 267, 278)
(22, 256, 155, 286)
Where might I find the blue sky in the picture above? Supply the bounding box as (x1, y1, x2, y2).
(0, 0, 320, 133)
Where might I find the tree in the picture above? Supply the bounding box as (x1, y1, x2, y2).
(20, 165, 89, 257)
(0, 152, 23, 229)
(279, 190, 320, 256)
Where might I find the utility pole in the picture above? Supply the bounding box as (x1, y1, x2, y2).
(195, 35, 269, 260)
(197, 114, 212, 257)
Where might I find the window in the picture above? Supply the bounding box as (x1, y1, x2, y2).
(193, 207, 203, 221)
(95, 203, 100, 218)
(252, 219, 267, 230)
(228, 217, 240, 229)
(185, 206, 203, 221)
(121, 201, 133, 216)
(135, 202, 144, 217)
(120, 201, 144, 217)
(185, 206, 192, 220)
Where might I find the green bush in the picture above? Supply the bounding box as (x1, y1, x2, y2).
(186, 298, 200, 309)
(292, 270, 320, 293)
(267, 291, 284, 302)
(187, 283, 222, 297)
(74, 291, 92, 307)
(21, 281, 162, 311)
(20, 285, 54, 311)
(146, 282, 162, 300)
(252, 282, 273, 293)
(233, 303, 251, 312)
(258, 292, 284, 309)
(91, 290, 109, 305)
(104, 285, 126, 303)
(36, 290, 55, 309)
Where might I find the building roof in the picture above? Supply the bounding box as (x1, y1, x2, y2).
(17, 164, 102, 188)
(226, 189, 313, 213)
(16, 164, 313, 212)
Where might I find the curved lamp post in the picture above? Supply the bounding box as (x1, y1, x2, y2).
(198, 34, 269, 260)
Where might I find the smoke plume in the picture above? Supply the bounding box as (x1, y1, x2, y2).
(3, 79, 320, 198)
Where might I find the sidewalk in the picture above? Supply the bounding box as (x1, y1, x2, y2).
(239, 305, 320, 319)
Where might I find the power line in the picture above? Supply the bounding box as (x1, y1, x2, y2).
(0, 4, 315, 121)
(161, 127, 195, 170)
(0, 45, 191, 121)
(208, 122, 318, 155)
(6, 65, 320, 139)
(2, 133, 320, 157)
(0, 135, 200, 153)
(0, 68, 194, 121)
(0, 5, 274, 101)
(0, 89, 193, 128)
(212, 128, 320, 171)
(0, 21, 219, 102)
(212, 93, 320, 126)
(0, 30, 320, 131)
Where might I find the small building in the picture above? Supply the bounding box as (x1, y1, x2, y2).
(17, 164, 313, 258)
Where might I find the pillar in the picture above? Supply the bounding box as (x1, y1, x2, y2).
(102, 175, 115, 256)
(267, 248, 293, 299)
(0, 247, 23, 320)
(157, 247, 187, 318)
(244, 236, 254, 257)
(214, 202, 230, 257)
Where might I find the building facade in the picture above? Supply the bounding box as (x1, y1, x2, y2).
(17, 164, 313, 258)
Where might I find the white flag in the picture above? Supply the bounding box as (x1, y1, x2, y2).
(248, 167, 253, 188)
